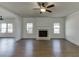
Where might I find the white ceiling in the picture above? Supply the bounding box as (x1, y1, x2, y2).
(0, 2, 79, 17)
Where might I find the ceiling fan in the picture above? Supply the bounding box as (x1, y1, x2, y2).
(33, 2, 55, 14)
(0, 16, 3, 20)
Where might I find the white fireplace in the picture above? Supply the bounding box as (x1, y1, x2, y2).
(36, 26, 50, 40)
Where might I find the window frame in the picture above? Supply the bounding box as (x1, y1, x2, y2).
(26, 23, 33, 34)
(1, 23, 7, 33)
(7, 23, 13, 33)
(0, 23, 13, 33)
(54, 23, 60, 34)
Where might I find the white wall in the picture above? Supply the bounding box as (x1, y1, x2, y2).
(0, 6, 23, 41)
(15, 16, 23, 41)
(22, 17, 65, 39)
(65, 11, 79, 46)
(22, 18, 37, 38)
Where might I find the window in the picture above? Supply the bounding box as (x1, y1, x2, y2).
(54, 23, 60, 34)
(1, 23, 7, 33)
(8, 23, 13, 33)
(27, 23, 33, 34)
(0, 23, 13, 33)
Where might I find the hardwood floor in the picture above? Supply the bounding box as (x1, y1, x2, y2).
(0, 38, 16, 57)
(0, 38, 79, 57)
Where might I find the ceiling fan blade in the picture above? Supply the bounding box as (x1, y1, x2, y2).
(42, 3, 45, 7)
(47, 4, 55, 8)
(33, 8, 40, 10)
(46, 10, 52, 13)
(37, 2, 42, 7)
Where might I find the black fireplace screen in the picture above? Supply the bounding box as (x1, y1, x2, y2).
(39, 30, 48, 37)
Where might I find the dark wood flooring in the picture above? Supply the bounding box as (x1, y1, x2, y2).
(0, 38, 79, 57)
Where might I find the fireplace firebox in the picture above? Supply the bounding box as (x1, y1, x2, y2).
(39, 30, 48, 37)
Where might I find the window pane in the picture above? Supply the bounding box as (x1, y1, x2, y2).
(27, 23, 33, 33)
(8, 23, 13, 33)
(54, 29, 60, 33)
(1, 23, 7, 29)
(8, 23, 13, 29)
(27, 23, 33, 28)
(1, 23, 7, 33)
(54, 23, 60, 28)
(27, 29, 32, 33)
(1, 29, 6, 33)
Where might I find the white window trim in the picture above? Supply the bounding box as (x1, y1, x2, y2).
(54, 23, 60, 34)
(26, 23, 33, 34)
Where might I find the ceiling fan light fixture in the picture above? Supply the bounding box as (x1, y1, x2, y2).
(40, 8, 46, 12)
